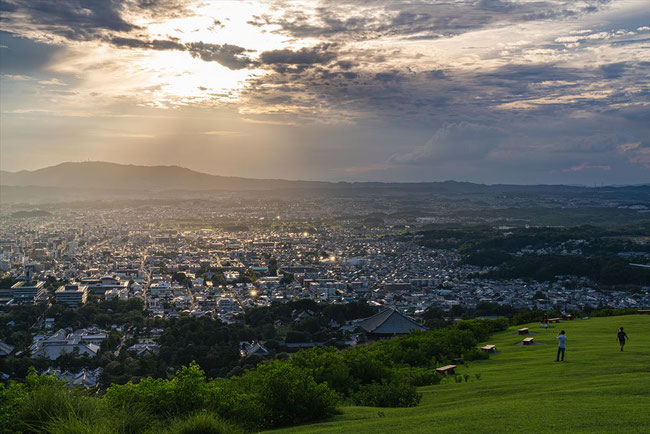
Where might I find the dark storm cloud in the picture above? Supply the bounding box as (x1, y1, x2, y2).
(109, 36, 341, 72)
(109, 36, 185, 51)
(240, 46, 649, 177)
(0, 0, 134, 40)
(373, 71, 402, 82)
(186, 42, 256, 70)
(259, 43, 338, 72)
(133, 0, 189, 17)
(599, 62, 629, 79)
(0, 0, 191, 43)
(106, 36, 256, 71)
(248, 0, 613, 41)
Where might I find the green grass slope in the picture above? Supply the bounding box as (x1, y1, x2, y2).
(272, 315, 650, 433)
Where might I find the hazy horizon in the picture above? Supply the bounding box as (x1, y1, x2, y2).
(3, 159, 650, 187)
(1, 1, 649, 185)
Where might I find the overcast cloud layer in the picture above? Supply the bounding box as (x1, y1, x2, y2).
(0, 0, 648, 184)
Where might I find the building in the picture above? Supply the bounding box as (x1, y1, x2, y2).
(31, 329, 101, 360)
(0, 340, 15, 357)
(11, 280, 48, 303)
(357, 307, 427, 338)
(127, 343, 160, 356)
(41, 367, 104, 388)
(81, 276, 128, 296)
(239, 341, 270, 358)
(55, 284, 88, 307)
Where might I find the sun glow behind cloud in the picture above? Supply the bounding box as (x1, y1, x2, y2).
(38, 1, 297, 110)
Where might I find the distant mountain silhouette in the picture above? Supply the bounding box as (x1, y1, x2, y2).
(0, 162, 328, 191)
(1, 161, 647, 193)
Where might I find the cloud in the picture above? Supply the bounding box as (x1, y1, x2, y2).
(342, 163, 394, 174)
(1, 0, 135, 41)
(599, 62, 629, 79)
(248, 0, 614, 41)
(1, 0, 649, 184)
(2, 74, 33, 80)
(563, 163, 611, 172)
(259, 43, 338, 72)
(107, 37, 255, 70)
(391, 122, 507, 164)
(200, 130, 245, 137)
(109, 36, 185, 51)
(186, 42, 256, 70)
(132, 0, 189, 18)
(241, 117, 298, 126)
(617, 142, 650, 168)
(37, 78, 66, 86)
(374, 71, 402, 82)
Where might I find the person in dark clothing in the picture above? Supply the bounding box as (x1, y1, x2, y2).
(555, 330, 566, 362)
(617, 327, 629, 352)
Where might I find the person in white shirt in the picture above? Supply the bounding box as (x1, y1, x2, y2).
(555, 330, 567, 362)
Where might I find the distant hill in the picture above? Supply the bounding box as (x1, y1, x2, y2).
(10, 209, 52, 218)
(0, 162, 328, 192)
(1, 161, 648, 194)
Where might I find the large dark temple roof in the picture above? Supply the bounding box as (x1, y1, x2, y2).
(358, 308, 427, 335)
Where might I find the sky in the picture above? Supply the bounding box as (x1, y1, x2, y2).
(0, 0, 649, 184)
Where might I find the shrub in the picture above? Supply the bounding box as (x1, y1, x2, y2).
(15, 372, 100, 433)
(290, 346, 351, 394)
(46, 416, 114, 434)
(456, 318, 509, 341)
(103, 404, 156, 433)
(104, 361, 208, 419)
(392, 366, 442, 387)
(238, 360, 340, 428)
(0, 381, 26, 432)
(463, 347, 489, 362)
(351, 379, 421, 408)
(206, 377, 266, 430)
(163, 412, 243, 434)
(343, 348, 392, 386)
(590, 307, 637, 317)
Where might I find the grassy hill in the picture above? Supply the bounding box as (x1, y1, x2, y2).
(272, 314, 650, 433)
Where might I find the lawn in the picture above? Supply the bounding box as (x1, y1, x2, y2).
(271, 314, 650, 433)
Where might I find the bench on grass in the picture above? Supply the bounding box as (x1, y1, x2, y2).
(436, 365, 457, 375)
(480, 345, 496, 353)
(638, 309, 650, 315)
(517, 328, 529, 335)
(522, 337, 534, 345)
(548, 318, 561, 323)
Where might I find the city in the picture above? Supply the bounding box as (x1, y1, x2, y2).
(1, 188, 648, 389)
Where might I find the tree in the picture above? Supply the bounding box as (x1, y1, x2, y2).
(280, 272, 294, 284)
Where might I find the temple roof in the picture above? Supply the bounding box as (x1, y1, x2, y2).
(358, 307, 427, 335)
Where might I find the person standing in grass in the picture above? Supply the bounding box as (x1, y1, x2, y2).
(555, 330, 567, 362)
(617, 327, 629, 352)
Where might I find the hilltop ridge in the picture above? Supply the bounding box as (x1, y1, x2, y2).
(2, 161, 648, 193)
(273, 314, 650, 433)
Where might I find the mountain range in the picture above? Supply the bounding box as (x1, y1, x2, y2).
(1, 161, 648, 193)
